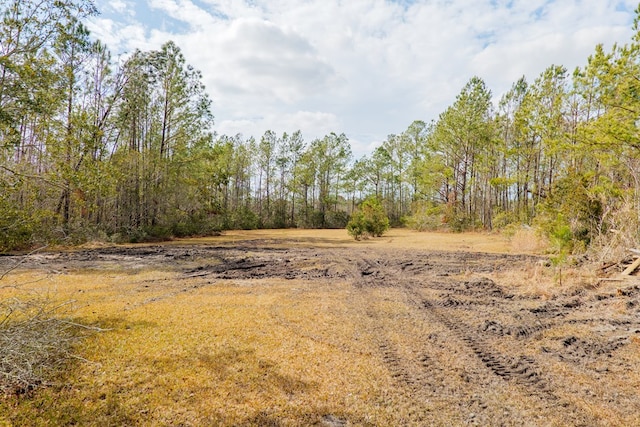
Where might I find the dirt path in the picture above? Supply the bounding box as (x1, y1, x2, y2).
(2, 242, 640, 425)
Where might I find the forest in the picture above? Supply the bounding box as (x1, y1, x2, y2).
(2, 0, 640, 258)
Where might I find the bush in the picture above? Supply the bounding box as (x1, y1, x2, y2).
(534, 172, 604, 255)
(0, 207, 59, 253)
(405, 201, 443, 231)
(444, 205, 481, 232)
(223, 207, 258, 230)
(128, 225, 172, 243)
(491, 209, 522, 230)
(296, 209, 325, 229)
(346, 198, 390, 240)
(346, 210, 367, 240)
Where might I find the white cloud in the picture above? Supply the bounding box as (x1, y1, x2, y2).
(200, 0, 265, 20)
(108, 0, 129, 14)
(217, 110, 341, 143)
(86, 18, 149, 54)
(469, 0, 633, 99)
(147, 0, 215, 29)
(211, 18, 336, 103)
(277, 111, 341, 137)
(88, 0, 637, 157)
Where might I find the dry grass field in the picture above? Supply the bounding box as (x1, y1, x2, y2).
(1, 228, 639, 426)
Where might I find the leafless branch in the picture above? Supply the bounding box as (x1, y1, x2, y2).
(0, 245, 48, 281)
(0, 290, 102, 396)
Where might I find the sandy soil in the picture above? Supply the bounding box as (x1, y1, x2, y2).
(1, 230, 639, 425)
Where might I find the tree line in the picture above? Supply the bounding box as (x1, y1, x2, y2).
(2, 0, 640, 256)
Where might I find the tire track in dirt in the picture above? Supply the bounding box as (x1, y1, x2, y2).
(350, 255, 521, 425)
(411, 273, 638, 426)
(415, 279, 552, 393)
(349, 252, 599, 425)
(420, 297, 551, 394)
(335, 259, 479, 425)
(355, 297, 478, 425)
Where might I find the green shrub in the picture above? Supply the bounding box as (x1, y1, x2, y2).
(405, 202, 443, 231)
(0, 206, 59, 252)
(346, 198, 390, 240)
(491, 209, 521, 230)
(441, 202, 480, 232)
(296, 209, 324, 229)
(346, 211, 367, 240)
(534, 172, 604, 255)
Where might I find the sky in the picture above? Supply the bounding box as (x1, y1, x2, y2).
(86, 0, 638, 157)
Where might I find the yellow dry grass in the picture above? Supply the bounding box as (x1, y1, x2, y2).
(0, 233, 404, 425)
(507, 227, 548, 254)
(0, 228, 621, 426)
(178, 228, 519, 254)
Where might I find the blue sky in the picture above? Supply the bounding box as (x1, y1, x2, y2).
(87, 0, 637, 156)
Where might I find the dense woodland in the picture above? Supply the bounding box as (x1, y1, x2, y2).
(2, 0, 640, 257)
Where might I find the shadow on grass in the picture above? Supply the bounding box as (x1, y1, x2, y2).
(81, 315, 159, 331)
(1, 386, 138, 426)
(196, 347, 314, 395)
(0, 315, 156, 426)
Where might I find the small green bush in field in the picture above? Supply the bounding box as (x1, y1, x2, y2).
(346, 210, 367, 240)
(347, 198, 389, 240)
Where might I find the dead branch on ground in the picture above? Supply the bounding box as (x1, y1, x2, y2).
(0, 255, 102, 397)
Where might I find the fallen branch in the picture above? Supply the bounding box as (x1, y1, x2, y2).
(599, 261, 618, 272)
(621, 257, 640, 276)
(57, 319, 113, 332)
(0, 259, 104, 396)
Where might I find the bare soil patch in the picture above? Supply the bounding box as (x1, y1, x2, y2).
(1, 229, 639, 425)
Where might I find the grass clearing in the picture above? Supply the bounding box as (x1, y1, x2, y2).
(1, 228, 637, 425)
